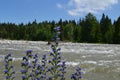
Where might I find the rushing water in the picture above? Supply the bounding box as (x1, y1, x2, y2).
(0, 40, 120, 80)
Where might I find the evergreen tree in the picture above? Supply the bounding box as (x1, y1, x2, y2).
(73, 25, 81, 42)
(113, 16, 120, 43)
(63, 23, 74, 41)
(80, 13, 101, 43)
(100, 14, 114, 43)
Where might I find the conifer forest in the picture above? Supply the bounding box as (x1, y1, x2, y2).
(0, 13, 120, 44)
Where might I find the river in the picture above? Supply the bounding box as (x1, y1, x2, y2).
(0, 40, 120, 80)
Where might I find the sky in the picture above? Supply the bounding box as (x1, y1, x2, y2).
(0, 0, 120, 24)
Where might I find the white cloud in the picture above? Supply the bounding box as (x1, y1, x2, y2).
(57, 3, 63, 9)
(59, 0, 118, 16)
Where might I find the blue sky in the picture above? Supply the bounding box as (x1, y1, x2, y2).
(0, 0, 120, 24)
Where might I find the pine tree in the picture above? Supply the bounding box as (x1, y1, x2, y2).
(100, 14, 114, 43)
(113, 16, 120, 43)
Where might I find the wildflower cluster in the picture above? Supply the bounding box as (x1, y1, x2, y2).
(71, 67, 82, 80)
(21, 50, 33, 80)
(4, 53, 15, 80)
(32, 53, 48, 80)
(30, 53, 40, 80)
(30, 53, 48, 80)
(4, 26, 82, 80)
(47, 26, 66, 80)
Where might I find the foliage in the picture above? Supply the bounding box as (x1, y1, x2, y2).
(0, 13, 120, 44)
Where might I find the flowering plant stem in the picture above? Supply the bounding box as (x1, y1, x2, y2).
(4, 53, 15, 80)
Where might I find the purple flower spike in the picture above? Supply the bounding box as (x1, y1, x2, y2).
(25, 61, 29, 65)
(37, 64, 41, 68)
(22, 75, 27, 79)
(57, 31, 61, 34)
(23, 56, 28, 61)
(52, 58, 56, 61)
(4, 53, 15, 80)
(4, 69, 9, 74)
(57, 52, 61, 55)
(71, 67, 82, 80)
(10, 65, 14, 68)
(54, 26, 60, 31)
(35, 53, 38, 58)
(50, 66, 54, 70)
(26, 50, 32, 54)
(29, 73, 34, 77)
(8, 58, 13, 61)
(21, 69, 27, 74)
(57, 48, 61, 51)
(42, 54, 46, 60)
(6, 76, 10, 79)
(36, 70, 40, 74)
(57, 37, 60, 41)
(28, 63, 33, 68)
(35, 58, 38, 63)
(4, 53, 11, 59)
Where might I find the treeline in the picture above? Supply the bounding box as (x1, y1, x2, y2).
(0, 13, 120, 44)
